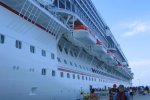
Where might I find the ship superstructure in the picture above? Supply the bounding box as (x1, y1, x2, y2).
(0, 0, 133, 100)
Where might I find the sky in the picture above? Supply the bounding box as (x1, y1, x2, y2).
(92, 0, 150, 86)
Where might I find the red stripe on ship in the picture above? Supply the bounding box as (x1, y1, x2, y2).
(58, 67, 102, 78)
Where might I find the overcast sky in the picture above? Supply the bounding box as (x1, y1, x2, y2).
(92, 0, 150, 86)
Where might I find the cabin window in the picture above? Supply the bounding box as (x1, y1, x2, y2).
(79, 65, 81, 68)
(67, 73, 70, 78)
(57, 57, 61, 62)
(77, 75, 80, 80)
(70, 61, 73, 66)
(89, 77, 91, 81)
(70, 51, 73, 57)
(64, 48, 68, 54)
(30, 45, 35, 53)
(86, 76, 88, 80)
(16, 40, 22, 49)
(42, 50, 46, 56)
(73, 74, 75, 79)
(51, 53, 55, 59)
(0, 34, 5, 44)
(42, 68, 46, 75)
(52, 70, 55, 76)
(74, 52, 77, 57)
(83, 66, 85, 70)
(60, 72, 63, 78)
(64, 59, 67, 64)
(80, 65, 82, 69)
(74, 63, 77, 67)
(82, 76, 84, 80)
(58, 45, 62, 52)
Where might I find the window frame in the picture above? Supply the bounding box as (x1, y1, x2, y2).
(70, 51, 73, 57)
(82, 76, 84, 80)
(60, 72, 63, 78)
(57, 57, 61, 62)
(77, 75, 80, 80)
(64, 48, 68, 54)
(64, 59, 67, 64)
(0, 34, 5, 44)
(42, 49, 46, 57)
(67, 73, 70, 78)
(73, 74, 75, 79)
(42, 68, 46, 75)
(30, 45, 35, 53)
(86, 76, 88, 80)
(52, 70, 56, 76)
(15, 40, 22, 49)
(51, 53, 55, 59)
(74, 63, 77, 67)
(58, 45, 62, 52)
(70, 61, 73, 66)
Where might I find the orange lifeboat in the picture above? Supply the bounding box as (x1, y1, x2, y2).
(106, 50, 114, 60)
(101, 50, 116, 65)
(93, 39, 107, 55)
(73, 25, 96, 45)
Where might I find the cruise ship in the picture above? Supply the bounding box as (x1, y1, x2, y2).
(0, 0, 133, 100)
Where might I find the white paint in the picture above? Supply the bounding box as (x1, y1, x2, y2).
(0, 4, 131, 100)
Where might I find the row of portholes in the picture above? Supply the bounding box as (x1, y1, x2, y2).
(11, 66, 125, 84)
(56, 56, 120, 80)
(0, 34, 55, 59)
(41, 68, 111, 83)
(13, 66, 35, 72)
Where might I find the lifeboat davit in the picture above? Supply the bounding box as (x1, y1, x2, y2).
(73, 25, 96, 45)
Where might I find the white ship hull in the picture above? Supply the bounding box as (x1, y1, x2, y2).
(0, 1, 132, 100)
